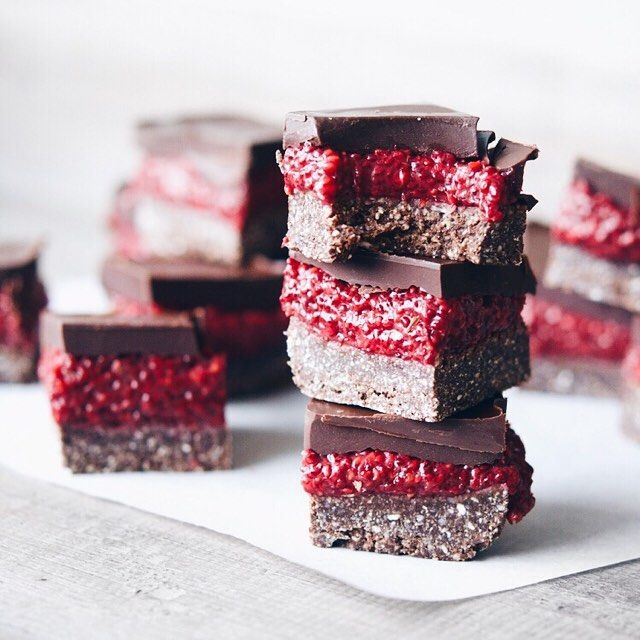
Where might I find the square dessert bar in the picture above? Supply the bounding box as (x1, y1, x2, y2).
(282, 250, 535, 421)
(38, 313, 230, 473)
(110, 115, 287, 265)
(0, 242, 47, 382)
(102, 255, 288, 395)
(545, 159, 640, 312)
(524, 286, 631, 396)
(302, 398, 534, 560)
(278, 105, 538, 265)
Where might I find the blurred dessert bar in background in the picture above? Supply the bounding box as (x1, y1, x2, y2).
(278, 106, 537, 265)
(110, 115, 287, 265)
(102, 255, 288, 396)
(524, 160, 640, 396)
(0, 242, 47, 382)
(38, 313, 229, 473)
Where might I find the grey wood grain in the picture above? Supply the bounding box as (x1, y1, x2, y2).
(0, 466, 638, 640)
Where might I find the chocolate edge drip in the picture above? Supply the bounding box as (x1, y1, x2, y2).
(304, 398, 507, 465)
(289, 250, 536, 298)
(574, 158, 640, 211)
(40, 312, 201, 357)
(0, 242, 42, 279)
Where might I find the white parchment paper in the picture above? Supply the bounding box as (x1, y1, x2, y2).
(1, 279, 638, 601)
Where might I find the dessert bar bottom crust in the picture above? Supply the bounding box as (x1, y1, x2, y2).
(545, 243, 640, 313)
(62, 425, 232, 473)
(310, 489, 510, 561)
(0, 346, 36, 383)
(287, 191, 528, 265)
(526, 356, 621, 397)
(287, 316, 530, 421)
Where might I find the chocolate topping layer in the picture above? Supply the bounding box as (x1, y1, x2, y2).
(305, 398, 507, 465)
(490, 139, 539, 171)
(102, 255, 283, 311)
(138, 114, 280, 155)
(0, 241, 41, 280)
(537, 285, 633, 326)
(283, 105, 481, 157)
(40, 312, 201, 356)
(575, 158, 640, 210)
(290, 250, 536, 298)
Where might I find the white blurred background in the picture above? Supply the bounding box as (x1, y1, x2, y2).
(2, 1, 639, 280)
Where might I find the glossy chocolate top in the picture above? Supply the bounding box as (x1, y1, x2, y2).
(304, 397, 507, 465)
(0, 241, 41, 279)
(102, 256, 284, 311)
(137, 114, 281, 164)
(290, 250, 536, 299)
(284, 105, 482, 157)
(575, 158, 640, 210)
(537, 285, 634, 326)
(40, 312, 201, 356)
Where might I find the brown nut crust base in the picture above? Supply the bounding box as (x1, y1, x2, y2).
(525, 356, 621, 397)
(286, 192, 529, 265)
(309, 489, 510, 561)
(544, 243, 640, 313)
(61, 425, 232, 473)
(287, 317, 530, 421)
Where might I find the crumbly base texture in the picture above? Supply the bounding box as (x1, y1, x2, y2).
(526, 355, 621, 397)
(286, 192, 528, 265)
(545, 243, 640, 313)
(61, 424, 232, 473)
(0, 346, 36, 383)
(621, 381, 640, 443)
(287, 317, 530, 421)
(309, 488, 510, 561)
(228, 348, 290, 397)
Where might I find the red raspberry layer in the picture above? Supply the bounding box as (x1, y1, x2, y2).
(524, 296, 630, 361)
(553, 180, 640, 262)
(279, 143, 514, 222)
(301, 429, 534, 524)
(280, 258, 524, 365)
(112, 296, 287, 358)
(39, 348, 226, 430)
(0, 276, 47, 351)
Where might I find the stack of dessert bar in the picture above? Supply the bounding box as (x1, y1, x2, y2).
(0, 242, 47, 382)
(278, 105, 538, 560)
(525, 160, 638, 396)
(105, 115, 289, 395)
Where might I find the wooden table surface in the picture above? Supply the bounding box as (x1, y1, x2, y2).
(1, 466, 638, 639)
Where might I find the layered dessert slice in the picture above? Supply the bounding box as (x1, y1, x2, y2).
(545, 159, 640, 312)
(0, 242, 47, 382)
(278, 105, 538, 265)
(524, 287, 632, 396)
(303, 397, 534, 560)
(110, 115, 287, 265)
(102, 255, 288, 395)
(38, 313, 230, 473)
(281, 250, 535, 421)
